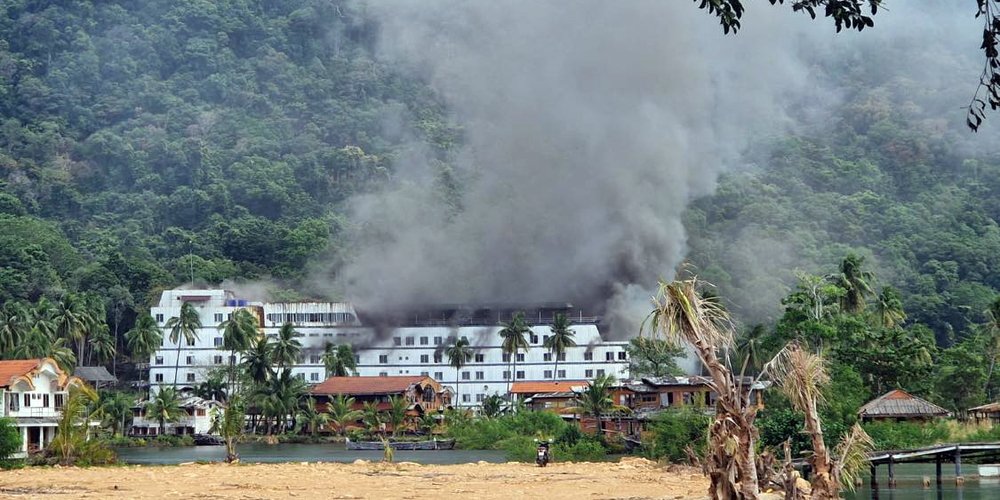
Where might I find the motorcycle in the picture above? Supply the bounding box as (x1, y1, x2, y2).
(535, 439, 551, 467)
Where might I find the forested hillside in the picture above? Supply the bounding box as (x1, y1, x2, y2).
(0, 0, 452, 309)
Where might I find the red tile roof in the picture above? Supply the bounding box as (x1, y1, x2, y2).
(0, 359, 46, 388)
(310, 376, 428, 396)
(510, 381, 589, 394)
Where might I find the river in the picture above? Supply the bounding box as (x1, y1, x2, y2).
(842, 463, 1000, 500)
(115, 442, 507, 465)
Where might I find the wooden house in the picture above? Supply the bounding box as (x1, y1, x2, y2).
(309, 375, 448, 433)
(858, 389, 951, 422)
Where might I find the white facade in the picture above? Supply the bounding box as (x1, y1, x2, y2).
(0, 359, 83, 457)
(131, 396, 220, 436)
(149, 289, 631, 406)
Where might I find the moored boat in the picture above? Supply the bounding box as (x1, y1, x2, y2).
(345, 437, 456, 451)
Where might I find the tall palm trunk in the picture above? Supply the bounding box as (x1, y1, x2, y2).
(455, 368, 460, 408)
(173, 341, 182, 387)
(553, 352, 559, 382)
(803, 396, 836, 499)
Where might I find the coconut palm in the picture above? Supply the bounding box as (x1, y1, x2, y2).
(255, 368, 306, 434)
(418, 413, 438, 434)
(146, 387, 185, 436)
(211, 395, 245, 463)
(196, 375, 228, 403)
(322, 343, 357, 377)
(873, 286, 907, 329)
(218, 308, 258, 394)
(165, 302, 202, 386)
(0, 301, 32, 354)
(242, 335, 273, 388)
(126, 314, 163, 387)
(481, 394, 505, 418)
(81, 293, 108, 363)
(499, 312, 530, 396)
(544, 313, 576, 381)
(444, 337, 472, 407)
(386, 395, 409, 436)
(830, 253, 875, 314)
(98, 391, 135, 437)
(736, 324, 767, 376)
(646, 277, 759, 500)
(271, 323, 302, 370)
(326, 394, 363, 436)
(88, 325, 116, 366)
(50, 383, 99, 464)
(296, 397, 329, 436)
(52, 294, 89, 366)
(767, 342, 873, 498)
(573, 373, 615, 442)
(362, 401, 382, 435)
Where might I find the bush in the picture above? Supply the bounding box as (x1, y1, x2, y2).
(863, 420, 950, 450)
(0, 418, 21, 460)
(644, 408, 710, 462)
(555, 439, 607, 462)
(153, 434, 195, 447)
(73, 440, 116, 466)
(103, 436, 146, 448)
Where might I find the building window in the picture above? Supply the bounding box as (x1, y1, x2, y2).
(355, 355, 360, 363)
(585, 369, 594, 378)
(503, 371, 510, 379)
(543, 335, 550, 344)
(214, 337, 223, 347)
(558, 353, 566, 361)
(584, 352, 593, 361)
(476, 394, 485, 402)
(186, 373, 196, 382)
(393, 337, 401, 346)
(543, 353, 552, 362)
(379, 355, 388, 364)
(420, 354, 429, 363)
(433, 354, 443, 363)
(155, 373, 164, 382)
(557, 370, 566, 378)
(597, 369, 605, 377)
(213, 355, 223, 364)
(433, 336, 442, 345)
(516, 353, 524, 362)
(230, 355, 237, 364)
(405, 337, 415, 346)
(434, 371, 444, 380)
(53, 394, 63, 410)
(462, 372, 470, 380)
(187, 337, 196, 347)
(186, 355, 194, 365)
(296, 373, 305, 380)
(214, 313, 224, 323)
(154, 356, 163, 365)
(42, 394, 49, 407)
(502, 354, 511, 363)
(530, 334, 539, 343)
(379, 372, 388, 377)
(311, 372, 319, 381)
(618, 351, 627, 360)
(605, 352, 614, 361)
(475, 371, 484, 380)
(516, 371, 525, 380)
(22, 394, 30, 408)
(155, 313, 164, 323)
(544, 370, 552, 379)
(310, 355, 320, 364)
(474, 353, 485, 363)
(420, 371, 429, 377)
(462, 394, 471, 403)
(420, 337, 429, 345)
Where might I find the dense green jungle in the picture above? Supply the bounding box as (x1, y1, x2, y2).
(2, 1, 1000, 428)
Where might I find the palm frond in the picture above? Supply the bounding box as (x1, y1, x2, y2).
(834, 424, 874, 491)
(766, 342, 829, 412)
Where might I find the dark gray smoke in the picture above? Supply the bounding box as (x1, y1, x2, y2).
(326, 0, 987, 335)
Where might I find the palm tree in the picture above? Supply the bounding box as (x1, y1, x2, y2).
(326, 395, 363, 436)
(242, 335, 273, 388)
(573, 373, 615, 441)
(874, 286, 907, 328)
(322, 343, 358, 377)
(0, 301, 32, 354)
(386, 395, 409, 436)
(499, 312, 530, 396)
(271, 323, 302, 370)
(50, 384, 99, 464)
(296, 397, 330, 436)
(88, 325, 116, 366)
(254, 368, 305, 434)
(219, 308, 258, 394)
(544, 313, 576, 381)
(52, 294, 89, 366)
(165, 302, 202, 387)
(211, 395, 245, 463)
(196, 376, 228, 403)
(146, 387, 185, 436)
(736, 324, 767, 376)
(481, 394, 505, 418)
(982, 296, 1000, 399)
(418, 413, 438, 435)
(126, 314, 163, 389)
(362, 401, 382, 435)
(444, 337, 472, 407)
(99, 391, 135, 437)
(830, 253, 875, 314)
(767, 342, 874, 498)
(81, 293, 107, 364)
(646, 277, 759, 500)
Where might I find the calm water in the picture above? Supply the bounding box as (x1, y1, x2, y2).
(115, 442, 507, 465)
(843, 463, 1000, 500)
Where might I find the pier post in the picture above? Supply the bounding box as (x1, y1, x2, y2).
(870, 463, 878, 500)
(887, 457, 896, 488)
(935, 456, 942, 487)
(954, 446, 964, 486)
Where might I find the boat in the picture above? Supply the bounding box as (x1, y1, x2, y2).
(345, 437, 456, 451)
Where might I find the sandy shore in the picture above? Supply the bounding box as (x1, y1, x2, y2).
(0, 458, 708, 499)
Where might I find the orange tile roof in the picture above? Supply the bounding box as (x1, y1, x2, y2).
(509, 381, 589, 394)
(310, 376, 428, 396)
(0, 359, 45, 388)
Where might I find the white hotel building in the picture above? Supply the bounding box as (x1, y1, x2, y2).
(149, 289, 631, 406)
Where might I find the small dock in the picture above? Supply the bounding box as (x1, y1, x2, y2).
(866, 442, 1000, 493)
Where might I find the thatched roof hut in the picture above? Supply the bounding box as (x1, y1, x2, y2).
(858, 389, 950, 422)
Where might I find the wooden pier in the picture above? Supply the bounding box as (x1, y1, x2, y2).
(865, 442, 1000, 494)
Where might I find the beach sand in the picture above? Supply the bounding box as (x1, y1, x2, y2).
(0, 457, 708, 499)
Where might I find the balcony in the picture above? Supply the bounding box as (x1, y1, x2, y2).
(7, 407, 61, 419)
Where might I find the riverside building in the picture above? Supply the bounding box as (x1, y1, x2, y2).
(148, 289, 631, 407)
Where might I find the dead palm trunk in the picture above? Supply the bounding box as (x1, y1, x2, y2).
(649, 278, 760, 500)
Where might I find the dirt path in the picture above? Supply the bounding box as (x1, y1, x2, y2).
(0, 458, 708, 499)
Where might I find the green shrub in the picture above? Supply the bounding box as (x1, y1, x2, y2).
(644, 408, 710, 462)
(0, 418, 21, 460)
(73, 440, 116, 466)
(554, 439, 607, 462)
(862, 420, 950, 450)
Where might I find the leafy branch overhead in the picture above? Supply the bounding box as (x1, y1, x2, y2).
(696, 0, 1000, 131)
